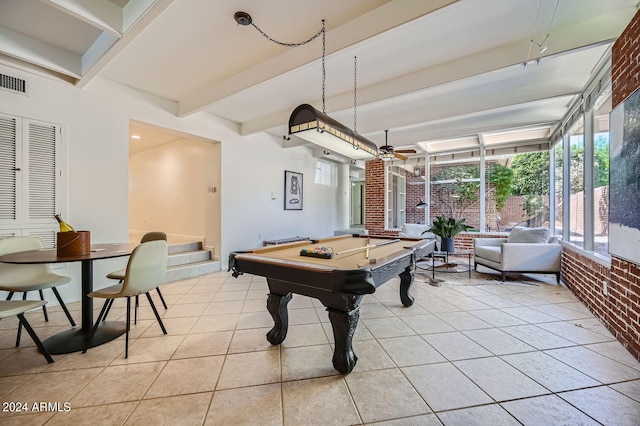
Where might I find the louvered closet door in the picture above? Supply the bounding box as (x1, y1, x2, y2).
(0, 113, 60, 247)
(0, 113, 19, 222)
(25, 120, 57, 220)
(23, 119, 59, 247)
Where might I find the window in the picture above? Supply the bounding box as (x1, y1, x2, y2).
(314, 160, 336, 186)
(386, 166, 406, 229)
(569, 117, 585, 247)
(429, 161, 480, 229)
(554, 140, 564, 238)
(0, 112, 63, 247)
(593, 92, 611, 255)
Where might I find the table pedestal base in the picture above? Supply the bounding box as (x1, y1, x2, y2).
(43, 321, 126, 355)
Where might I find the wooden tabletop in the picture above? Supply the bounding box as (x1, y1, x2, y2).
(0, 243, 138, 264)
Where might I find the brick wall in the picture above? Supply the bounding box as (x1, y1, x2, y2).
(563, 249, 640, 360)
(563, 8, 640, 362)
(407, 172, 426, 224)
(498, 195, 551, 231)
(612, 9, 640, 107)
(567, 186, 609, 235)
(562, 250, 610, 320)
(609, 257, 640, 357)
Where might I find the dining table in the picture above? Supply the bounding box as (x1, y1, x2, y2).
(0, 242, 137, 354)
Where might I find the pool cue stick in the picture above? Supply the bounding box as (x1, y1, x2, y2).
(366, 237, 370, 259)
(336, 238, 401, 256)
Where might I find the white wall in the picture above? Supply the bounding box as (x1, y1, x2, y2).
(129, 137, 221, 251)
(0, 64, 347, 303)
(221, 133, 343, 255)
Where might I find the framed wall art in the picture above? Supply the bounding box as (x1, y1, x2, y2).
(284, 170, 303, 210)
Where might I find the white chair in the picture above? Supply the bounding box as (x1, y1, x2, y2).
(83, 240, 168, 358)
(0, 237, 76, 340)
(473, 226, 561, 282)
(0, 300, 54, 363)
(104, 232, 168, 323)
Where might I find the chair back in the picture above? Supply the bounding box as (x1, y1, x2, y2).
(140, 232, 167, 243)
(0, 237, 51, 285)
(121, 240, 168, 296)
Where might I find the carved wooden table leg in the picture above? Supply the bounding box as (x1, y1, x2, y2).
(266, 292, 293, 344)
(327, 307, 360, 374)
(399, 266, 415, 307)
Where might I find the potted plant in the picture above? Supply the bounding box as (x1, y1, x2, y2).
(423, 216, 473, 252)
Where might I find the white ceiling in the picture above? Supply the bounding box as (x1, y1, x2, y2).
(1, 0, 638, 157)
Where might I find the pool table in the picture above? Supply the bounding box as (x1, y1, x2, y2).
(229, 234, 435, 374)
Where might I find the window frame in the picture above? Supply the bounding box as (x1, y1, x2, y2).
(385, 165, 406, 230)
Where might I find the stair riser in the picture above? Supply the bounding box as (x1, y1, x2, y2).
(165, 240, 218, 282)
(168, 250, 211, 267)
(168, 241, 202, 254)
(167, 261, 220, 282)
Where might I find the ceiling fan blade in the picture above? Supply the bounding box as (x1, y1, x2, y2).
(394, 152, 408, 161)
(395, 149, 416, 153)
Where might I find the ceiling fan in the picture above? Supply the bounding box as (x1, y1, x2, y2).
(378, 130, 416, 161)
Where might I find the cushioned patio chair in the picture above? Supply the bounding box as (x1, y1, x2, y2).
(473, 226, 561, 283)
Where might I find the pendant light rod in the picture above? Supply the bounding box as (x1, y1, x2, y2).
(353, 56, 357, 132)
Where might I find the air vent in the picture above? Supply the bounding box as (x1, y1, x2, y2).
(0, 73, 28, 95)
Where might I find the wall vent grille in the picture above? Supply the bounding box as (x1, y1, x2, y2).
(0, 73, 28, 95)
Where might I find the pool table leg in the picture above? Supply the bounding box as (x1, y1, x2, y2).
(327, 307, 359, 374)
(266, 292, 293, 345)
(399, 266, 415, 307)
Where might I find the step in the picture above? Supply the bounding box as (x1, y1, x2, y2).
(165, 240, 221, 282)
(167, 259, 221, 282)
(168, 241, 202, 254)
(168, 249, 212, 267)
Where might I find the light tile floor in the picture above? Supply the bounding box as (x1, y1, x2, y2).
(1, 268, 639, 425)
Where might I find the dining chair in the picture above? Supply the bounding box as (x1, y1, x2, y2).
(104, 232, 168, 323)
(84, 239, 168, 358)
(0, 300, 54, 363)
(0, 236, 76, 343)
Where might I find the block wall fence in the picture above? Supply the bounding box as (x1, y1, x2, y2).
(364, 9, 640, 361)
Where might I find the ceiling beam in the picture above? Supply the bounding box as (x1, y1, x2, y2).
(122, 0, 159, 32)
(177, 0, 460, 117)
(241, 42, 609, 137)
(236, 5, 630, 136)
(0, 26, 81, 78)
(82, 32, 118, 75)
(41, 0, 123, 36)
(76, 0, 175, 87)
